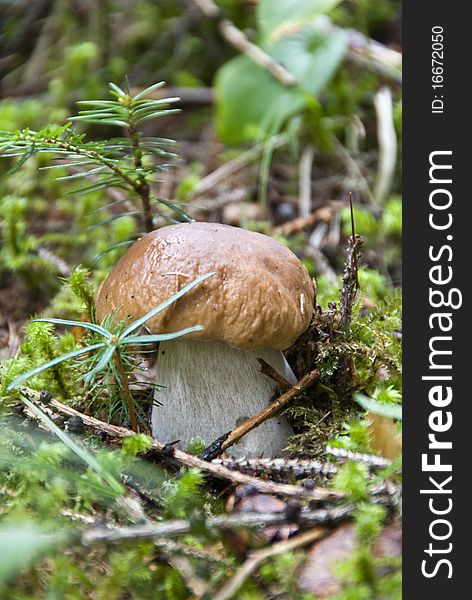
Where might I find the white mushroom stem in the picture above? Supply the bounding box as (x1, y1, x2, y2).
(152, 339, 296, 457)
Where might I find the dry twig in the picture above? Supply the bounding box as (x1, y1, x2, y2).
(80, 506, 353, 546)
(219, 368, 321, 454)
(19, 387, 343, 502)
(211, 456, 337, 479)
(257, 358, 292, 391)
(326, 445, 393, 470)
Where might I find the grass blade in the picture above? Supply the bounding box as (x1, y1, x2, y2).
(21, 396, 123, 495)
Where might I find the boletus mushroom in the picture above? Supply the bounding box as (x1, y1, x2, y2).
(96, 222, 315, 456)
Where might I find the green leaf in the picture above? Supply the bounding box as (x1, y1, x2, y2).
(157, 197, 194, 223)
(215, 56, 306, 143)
(55, 166, 108, 180)
(76, 100, 123, 107)
(7, 146, 35, 173)
(257, 0, 342, 41)
(132, 97, 180, 114)
(76, 118, 129, 128)
(121, 272, 215, 337)
(267, 18, 348, 96)
(215, 19, 345, 143)
(355, 394, 403, 420)
(87, 211, 142, 231)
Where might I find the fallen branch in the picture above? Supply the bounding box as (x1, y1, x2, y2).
(219, 368, 320, 454)
(19, 387, 342, 502)
(326, 445, 393, 470)
(211, 456, 337, 479)
(257, 358, 292, 391)
(81, 505, 353, 546)
(272, 202, 342, 237)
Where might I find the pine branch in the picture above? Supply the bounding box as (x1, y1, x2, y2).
(0, 81, 192, 232)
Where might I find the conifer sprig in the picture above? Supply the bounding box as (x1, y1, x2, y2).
(0, 81, 191, 232)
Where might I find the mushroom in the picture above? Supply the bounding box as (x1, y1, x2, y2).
(96, 222, 315, 456)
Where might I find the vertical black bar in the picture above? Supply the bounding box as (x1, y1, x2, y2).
(404, 4, 468, 597)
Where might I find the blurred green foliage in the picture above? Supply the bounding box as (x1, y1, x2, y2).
(1, 1, 402, 597)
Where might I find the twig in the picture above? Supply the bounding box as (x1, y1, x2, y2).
(326, 445, 393, 470)
(373, 86, 397, 205)
(272, 202, 342, 237)
(211, 456, 337, 480)
(190, 0, 296, 87)
(19, 387, 343, 502)
(219, 368, 320, 454)
(81, 506, 353, 546)
(192, 1, 401, 87)
(349, 192, 356, 240)
(257, 358, 292, 391)
(213, 527, 328, 600)
(169, 554, 208, 598)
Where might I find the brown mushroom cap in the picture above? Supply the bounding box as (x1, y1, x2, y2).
(96, 222, 315, 350)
